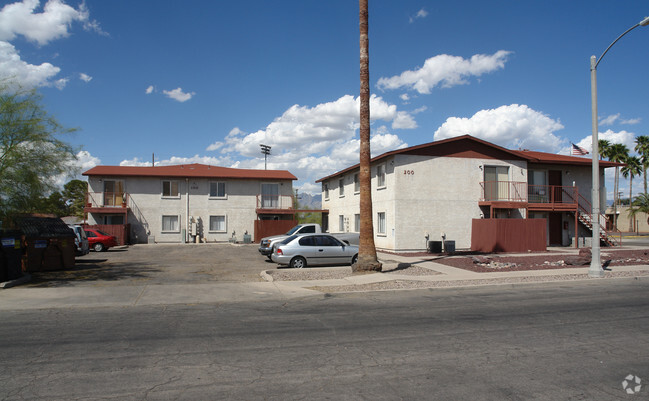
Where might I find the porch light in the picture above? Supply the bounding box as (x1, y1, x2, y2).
(589, 16, 649, 278)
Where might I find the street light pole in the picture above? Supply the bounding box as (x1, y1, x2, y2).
(589, 16, 649, 278)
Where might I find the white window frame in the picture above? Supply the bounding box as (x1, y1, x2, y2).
(377, 164, 386, 189)
(354, 214, 360, 232)
(209, 181, 227, 199)
(162, 180, 180, 198)
(324, 183, 330, 200)
(339, 215, 345, 232)
(161, 215, 180, 232)
(354, 173, 360, 194)
(377, 212, 386, 235)
(209, 215, 227, 233)
(339, 178, 345, 197)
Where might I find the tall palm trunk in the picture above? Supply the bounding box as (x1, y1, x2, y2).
(629, 174, 634, 232)
(354, 0, 381, 272)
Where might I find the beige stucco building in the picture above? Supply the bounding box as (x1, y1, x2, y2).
(317, 135, 621, 252)
(83, 164, 296, 244)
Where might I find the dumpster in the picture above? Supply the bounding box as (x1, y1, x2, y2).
(15, 217, 76, 272)
(1, 230, 25, 281)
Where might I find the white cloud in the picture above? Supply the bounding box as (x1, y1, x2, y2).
(0, 0, 91, 45)
(0, 0, 103, 89)
(600, 113, 619, 126)
(145, 85, 154, 94)
(377, 50, 512, 94)
(622, 118, 641, 125)
(434, 104, 565, 152)
(76, 150, 100, 171)
(206, 141, 223, 151)
(120, 154, 234, 168)
(400, 93, 409, 102)
(409, 8, 428, 23)
(79, 72, 91, 82)
(392, 111, 417, 129)
(163, 87, 195, 102)
(0, 40, 60, 87)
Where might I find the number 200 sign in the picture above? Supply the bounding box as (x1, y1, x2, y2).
(404, 170, 414, 175)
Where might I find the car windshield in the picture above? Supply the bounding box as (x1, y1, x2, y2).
(280, 235, 299, 244)
(285, 225, 303, 235)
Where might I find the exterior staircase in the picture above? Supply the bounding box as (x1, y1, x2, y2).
(571, 192, 620, 247)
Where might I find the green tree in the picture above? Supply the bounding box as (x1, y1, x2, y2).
(63, 179, 88, 218)
(629, 193, 649, 227)
(634, 135, 649, 195)
(598, 139, 611, 160)
(607, 143, 629, 230)
(0, 84, 77, 224)
(621, 155, 642, 231)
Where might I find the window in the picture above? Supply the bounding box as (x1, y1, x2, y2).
(354, 173, 360, 193)
(354, 214, 360, 232)
(377, 212, 386, 235)
(339, 215, 345, 231)
(324, 183, 329, 199)
(209, 215, 226, 232)
(298, 236, 315, 246)
(162, 215, 179, 232)
(339, 179, 345, 197)
(483, 166, 509, 201)
(210, 182, 226, 198)
(162, 180, 180, 197)
(103, 180, 125, 206)
(261, 183, 279, 208)
(377, 164, 386, 188)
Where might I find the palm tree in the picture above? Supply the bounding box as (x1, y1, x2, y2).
(598, 139, 611, 160)
(621, 155, 642, 231)
(607, 143, 629, 230)
(629, 193, 649, 228)
(634, 135, 649, 195)
(355, 0, 381, 272)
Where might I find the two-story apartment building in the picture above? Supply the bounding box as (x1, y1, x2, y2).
(316, 135, 621, 252)
(83, 163, 297, 244)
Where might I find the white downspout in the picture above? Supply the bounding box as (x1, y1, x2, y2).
(186, 178, 189, 243)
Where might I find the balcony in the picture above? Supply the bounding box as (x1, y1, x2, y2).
(256, 194, 295, 215)
(85, 192, 130, 214)
(479, 182, 581, 211)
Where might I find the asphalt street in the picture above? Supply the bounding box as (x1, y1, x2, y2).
(1, 278, 648, 400)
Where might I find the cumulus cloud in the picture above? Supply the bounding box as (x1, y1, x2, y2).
(145, 85, 154, 94)
(0, 40, 60, 87)
(434, 104, 565, 152)
(162, 87, 195, 102)
(79, 72, 92, 82)
(0, 0, 103, 88)
(120, 154, 233, 168)
(377, 50, 512, 94)
(212, 95, 412, 193)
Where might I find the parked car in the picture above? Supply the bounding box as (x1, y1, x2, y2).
(85, 228, 118, 252)
(271, 234, 358, 268)
(259, 223, 359, 259)
(67, 224, 90, 256)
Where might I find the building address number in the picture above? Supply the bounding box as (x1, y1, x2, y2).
(403, 170, 414, 175)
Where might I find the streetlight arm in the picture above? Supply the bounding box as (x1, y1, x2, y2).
(594, 17, 649, 69)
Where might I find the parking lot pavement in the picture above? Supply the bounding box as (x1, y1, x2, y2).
(23, 243, 276, 287)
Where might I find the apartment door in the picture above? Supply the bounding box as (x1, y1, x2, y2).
(104, 180, 124, 206)
(548, 212, 563, 245)
(484, 166, 509, 201)
(549, 170, 562, 203)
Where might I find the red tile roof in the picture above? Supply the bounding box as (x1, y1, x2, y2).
(316, 135, 623, 182)
(83, 163, 297, 181)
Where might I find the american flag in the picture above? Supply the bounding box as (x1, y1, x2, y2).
(571, 143, 589, 156)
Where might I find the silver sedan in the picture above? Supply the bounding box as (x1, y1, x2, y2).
(271, 234, 359, 268)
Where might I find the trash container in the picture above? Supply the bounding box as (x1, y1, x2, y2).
(1, 231, 24, 281)
(428, 241, 442, 253)
(243, 233, 252, 244)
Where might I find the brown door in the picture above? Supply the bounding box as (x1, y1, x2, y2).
(549, 212, 563, 245)
(549, 170, 562, 203)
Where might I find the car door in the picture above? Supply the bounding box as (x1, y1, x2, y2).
(312, 235, 346, 265)
(296, 235, 318, 262)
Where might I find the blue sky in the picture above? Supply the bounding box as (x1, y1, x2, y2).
(1, 0, 648, 197)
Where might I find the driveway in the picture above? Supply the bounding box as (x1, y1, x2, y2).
(25, 243, 274, 287)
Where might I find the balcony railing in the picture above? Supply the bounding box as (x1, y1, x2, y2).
(480, 182, 582, 206)
(86, 192, 129, 208)
(480, 181, 527, 202)
(256, 194, 294, 210)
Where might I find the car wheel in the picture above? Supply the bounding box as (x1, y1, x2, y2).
(93, 243, 105, 252)
(290, 256, 306, 269)
(351, 254, 358, 265)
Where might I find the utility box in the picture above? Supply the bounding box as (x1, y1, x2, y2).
(428, 241, 442, 253)
(444, 240, 456, 253)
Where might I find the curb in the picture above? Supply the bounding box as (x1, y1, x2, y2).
(0, 274, 32, 289)
(260, 270, 274, 282)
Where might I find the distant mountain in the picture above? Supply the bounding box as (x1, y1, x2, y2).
(297, 193, 322, 210)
